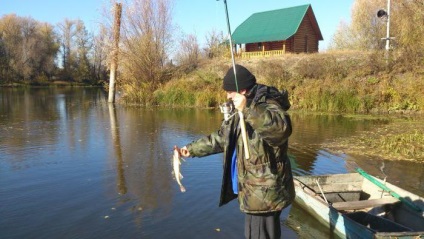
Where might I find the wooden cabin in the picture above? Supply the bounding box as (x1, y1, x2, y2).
(232, 4, 323, 58)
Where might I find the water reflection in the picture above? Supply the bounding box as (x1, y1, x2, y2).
(112, 107, 174, 209)
(288, 113, 384, 176)
(108, 104, 127, 195)
(0, 87, 105, 168)
(286, 202, 341, 239)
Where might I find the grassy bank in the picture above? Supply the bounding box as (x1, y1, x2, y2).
(120, 50, 424, 114)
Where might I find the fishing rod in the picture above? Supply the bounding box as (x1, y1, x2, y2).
(218, 0, 250, 159)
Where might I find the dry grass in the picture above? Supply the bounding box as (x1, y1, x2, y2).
(323, 118, 424, 162)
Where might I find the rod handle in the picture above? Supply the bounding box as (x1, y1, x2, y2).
(238, 111, 250, 159)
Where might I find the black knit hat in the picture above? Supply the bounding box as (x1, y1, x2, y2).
(223, 64, 256, 92)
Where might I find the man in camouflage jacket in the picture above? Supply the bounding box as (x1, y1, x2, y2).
(178, 64, 295, 239)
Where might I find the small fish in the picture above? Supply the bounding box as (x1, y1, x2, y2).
(173, 146, 186, 192)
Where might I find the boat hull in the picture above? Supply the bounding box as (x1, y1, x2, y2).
(293, 173, 424, 239)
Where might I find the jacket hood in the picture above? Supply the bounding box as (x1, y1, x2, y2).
(248, 84, 291, 111)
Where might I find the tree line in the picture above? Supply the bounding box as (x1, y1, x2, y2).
(1, 0, 423, 102)
(0, 0, 227, 89)
(0, 14, 109, 85)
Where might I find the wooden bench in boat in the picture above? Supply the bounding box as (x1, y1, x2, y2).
(332, 197, 399, 210)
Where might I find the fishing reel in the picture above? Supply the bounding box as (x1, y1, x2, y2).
(219, 101, 236, 122)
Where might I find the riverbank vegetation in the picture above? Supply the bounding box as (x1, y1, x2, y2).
(147, 50, 423, 114)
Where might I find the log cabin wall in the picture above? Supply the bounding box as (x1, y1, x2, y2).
(269, 41, 284, 51)
(286, 38, 294, 52)
(292, 9, 319, 53)
(245, 41, 288, 52)
(245, 43, 260, 52)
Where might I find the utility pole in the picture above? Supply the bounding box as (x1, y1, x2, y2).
(108, 2, 122, 104)
(384, 0, 391, 52)
(377, 0, 392, 57)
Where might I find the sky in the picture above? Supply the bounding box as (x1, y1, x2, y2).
(1, 0, 354, 51)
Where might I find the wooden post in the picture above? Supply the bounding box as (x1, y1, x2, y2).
(108, 2, 122, 104)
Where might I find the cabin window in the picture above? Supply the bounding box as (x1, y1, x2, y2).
(257, 42, 262, 51)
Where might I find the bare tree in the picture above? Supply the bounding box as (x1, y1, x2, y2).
(20, 18, 38, 80)
(111, 0, 175, 103)
(74, 20, 93, 83)
(204, 29, 226, 58)
(175, 33, 199, 70)
(57, 19, 96, 82)
(92, 25, 109, 83)
(57, 19, 77, 80)
(31, 22, 59, 80)
(328, 21, 356, 50)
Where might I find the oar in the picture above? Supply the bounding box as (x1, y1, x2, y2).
(356, 168, 422, 212)
(315, 179, 329, 204)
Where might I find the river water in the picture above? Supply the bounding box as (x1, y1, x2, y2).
(0, 87, 423, 239)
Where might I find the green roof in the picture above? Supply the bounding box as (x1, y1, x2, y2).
(232, 4, 318, 44)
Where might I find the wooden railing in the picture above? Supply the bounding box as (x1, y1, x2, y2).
(240, 50, 285, 59)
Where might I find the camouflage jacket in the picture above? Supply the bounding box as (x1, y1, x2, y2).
(186, 84, 295, 213)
